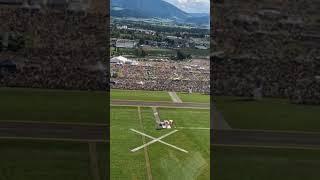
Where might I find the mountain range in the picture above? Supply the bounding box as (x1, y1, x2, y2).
(111, 0, 209, 25)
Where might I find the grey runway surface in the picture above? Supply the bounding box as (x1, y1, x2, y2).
(0, 121, 108, 142)
(111, 100, 210, 109)
(1, 100, 319, 148)
(212, 129, 320, 149)
(0, 100, 208, 142)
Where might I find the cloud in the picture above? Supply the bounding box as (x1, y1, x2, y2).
(164, 0, 210, 13)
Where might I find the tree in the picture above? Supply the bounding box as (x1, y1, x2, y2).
(176, 50, 191, 60)
(135, 48, 147, 57)
(165, 38, 175, 46)
(138, 38, 145, 45)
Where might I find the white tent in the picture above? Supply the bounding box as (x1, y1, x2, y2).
(110, 56, 127, 64)
(110, 56, 139, 65)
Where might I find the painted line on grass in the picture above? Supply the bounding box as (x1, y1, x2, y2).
(227, 128, 320, 135)
(212, 143, 320, 150)
(111, 104, 209, 109)
(111, 100, 209, 105)
(130, 129, 188, 153)
(88, 142, 101, 180)
(0, 136, 108, 143)
(111, 99, 172, 103)
(0, 120, 108, 126)
(137, 107, 153, 180)
(177, 127, 210, 130)
(131, 129, 178, 152)
(213, 110, 232, 130)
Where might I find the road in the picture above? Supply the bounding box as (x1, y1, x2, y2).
(111, 100, 210, 109)
(0, 121, 108, 142)
(212, 129, 320, 149)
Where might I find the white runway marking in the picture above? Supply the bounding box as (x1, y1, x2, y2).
(152, 107, 161, 124)
(130, 129, 188, 153)
(168, 92, 182, 103)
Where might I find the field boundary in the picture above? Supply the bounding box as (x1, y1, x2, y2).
(89, 142, 101, 180)
(0, 120, 108, 126)
(111, 99, 172, 103)
(177, 127, 210, 130)
(0, 136, 108, 143)
(111, 104, 209, 109)
(213, 111, 231, 130)
(137, 106, 153, 180)
(221, 128, 320, 135)
(111, 99, 210, 105)
(212, 144, 320, 150)
(0, 87, 107, 93)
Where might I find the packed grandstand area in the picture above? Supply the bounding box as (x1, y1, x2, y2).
(212, 0, 320, 105)
(110, 57, 210, 93)
(0, 2, 108, 90)
(212, 1, 320, 179)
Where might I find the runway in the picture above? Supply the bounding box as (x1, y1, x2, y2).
(1, 100, 319, 149)
(212, 129, 320, 149)
(111, 99, 210, 109)
(0, 100, 209, 142)
(1, 121, 319, 149)
(0, 121, 108, 142)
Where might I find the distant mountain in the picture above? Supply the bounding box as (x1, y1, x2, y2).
(186, 14, 210, 25)
(188, 13, 209, 18)
(111, 0, 209, 25)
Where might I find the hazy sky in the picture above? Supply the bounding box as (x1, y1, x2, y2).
(163, 0, 210, 13)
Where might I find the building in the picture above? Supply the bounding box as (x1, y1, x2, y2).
(117, 25, 128, 30)
(195, 45, 209, 50)
(116, 39, 137, 49)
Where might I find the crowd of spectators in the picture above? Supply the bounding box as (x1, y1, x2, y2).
(211, 1, 320, 104)
(212, 56, 320, 104)
(0, 6, 108, 90)
(111, 60, 210, 93)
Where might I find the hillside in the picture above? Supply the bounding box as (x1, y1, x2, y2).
(111, 0, 209, 25)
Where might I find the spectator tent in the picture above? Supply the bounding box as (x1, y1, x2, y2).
(110, 56, 138, 65)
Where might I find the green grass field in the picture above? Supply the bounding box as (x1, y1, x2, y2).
(0, 140, 107, 180)
(177, 92, 210, 103)
(215, 96, 320, 132)
(4, 87, 320, 179)
(0, 88, 108, 179)
(0, 88, 108, 123)
(111, 47, 208, 58)
(212, 146, 320, 180)
(111, 89, 171, 102)
(180, 48, 209, 58)
(111, 89, 210, 103)
(110, 106, 210, 179)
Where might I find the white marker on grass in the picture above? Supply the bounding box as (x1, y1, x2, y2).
(130, 128, 188, 153)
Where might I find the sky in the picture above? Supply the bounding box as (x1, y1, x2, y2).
(163, 0, 210, 14)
